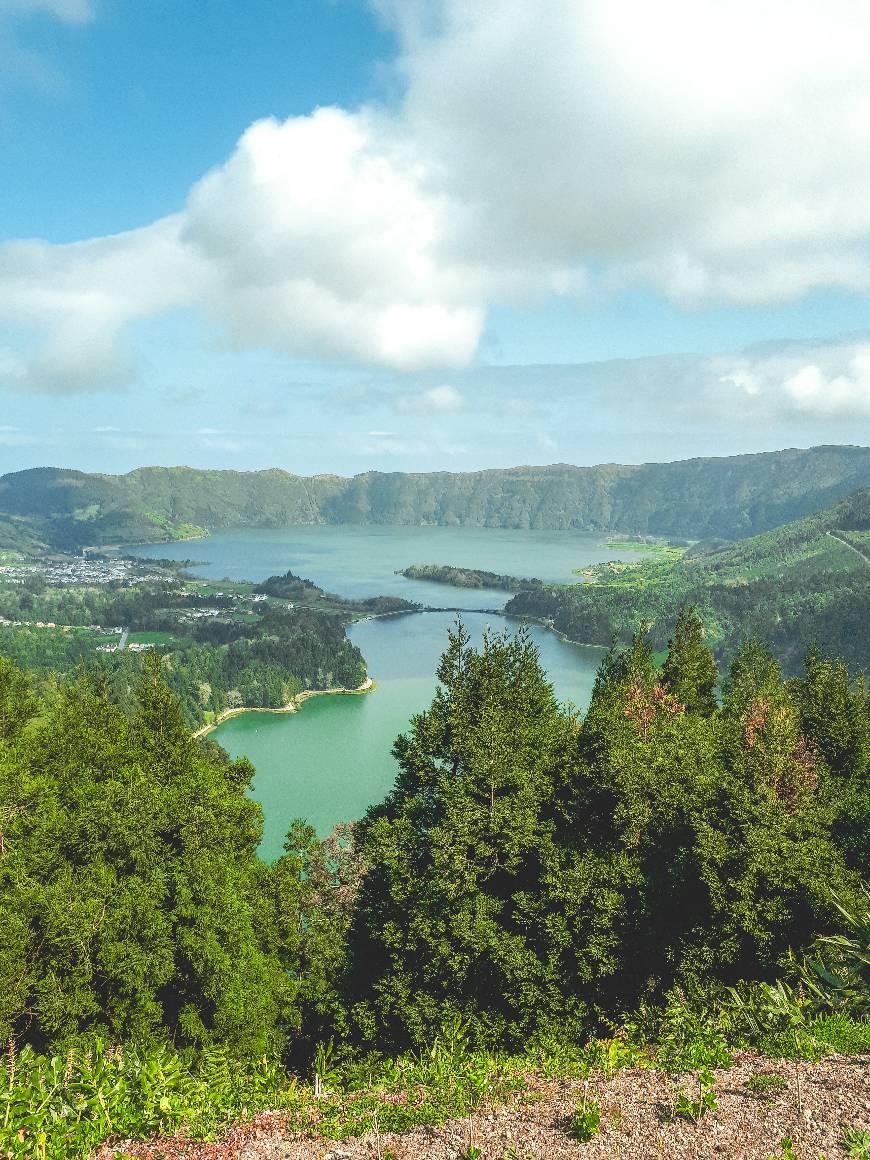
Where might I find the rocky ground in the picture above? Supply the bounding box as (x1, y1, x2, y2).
(102, 1053, 869, 1160)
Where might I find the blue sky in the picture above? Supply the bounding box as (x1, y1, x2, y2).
(1, 0, 869, 475)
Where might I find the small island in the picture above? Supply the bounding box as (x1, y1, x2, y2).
(398, 563, 545, 591)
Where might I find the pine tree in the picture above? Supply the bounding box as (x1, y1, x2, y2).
(791, 647, 869, 869)
(0, 655, 37, 740)
(349, 621, 588, 1049)
(660, 605, 719, 716)
(0, 657, 301, 1055)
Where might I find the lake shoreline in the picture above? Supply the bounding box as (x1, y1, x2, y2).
(193, 609, 603, 745)
(193, 677, 375, 739)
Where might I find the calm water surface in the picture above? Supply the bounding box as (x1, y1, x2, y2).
(134, 527, 638, 856)
(133, 524, 642, 610)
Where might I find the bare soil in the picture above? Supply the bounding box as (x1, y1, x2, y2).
(102, 1052, 869, 1160)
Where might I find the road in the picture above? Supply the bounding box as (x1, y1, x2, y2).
(118, 626, 130, 649)
(827, 530, 870, 567)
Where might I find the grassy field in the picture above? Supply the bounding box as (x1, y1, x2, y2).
(127, 630, 180, 646)
(188, 579, 255, 597)
(604, 540, 675, 553)
(576, 547, 688, 584)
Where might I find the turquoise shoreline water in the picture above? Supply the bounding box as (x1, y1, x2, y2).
(133, 526, 639, 858)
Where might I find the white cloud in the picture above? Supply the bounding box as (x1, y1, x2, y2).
(715, 340, 870, 419)
(5, 2, 870, 392)
(394, 383, 464, 414)
(181, 108, 483, 372)
(0, 0, 94, 23)
(0, 218, 200, 392)
(389, 0, 870, 304)
(783, 353, 870, 417)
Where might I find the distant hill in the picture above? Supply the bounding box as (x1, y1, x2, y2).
(507, 488, 870, 673)
(1, 445, 869, 550)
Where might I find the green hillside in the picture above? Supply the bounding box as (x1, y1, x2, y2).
(507, 488, 870, 672)
(1, 444, 869, 549)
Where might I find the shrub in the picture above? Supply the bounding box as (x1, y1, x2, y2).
(745, 1072, 788, 1099)
(569, 1089, 601, 1142)
(843, 1128, 870, 1159)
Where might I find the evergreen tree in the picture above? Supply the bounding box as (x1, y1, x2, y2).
(706, 640, 855, 978)
(0, 655, 303, 1055)
(791, 648, 869, 870)
(0, 655, 37, 740)
(348, 621, 593, 1049)
(660, 605, 719, 716)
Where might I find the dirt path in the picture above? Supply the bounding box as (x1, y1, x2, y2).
(103, 1052, 870, 1160)
(828, 530, 870, 567)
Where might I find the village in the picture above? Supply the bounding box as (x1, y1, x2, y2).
(0, 554, 167, 588)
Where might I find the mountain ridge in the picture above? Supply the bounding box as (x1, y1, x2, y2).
(1, 444, 869, 550)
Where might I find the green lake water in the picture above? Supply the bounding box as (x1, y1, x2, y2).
(133, 526, 642, 858)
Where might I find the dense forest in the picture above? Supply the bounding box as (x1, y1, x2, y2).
(1, 612, 866, 1054)
(1, 444, 869, 550)
(507, 489, 870, 673)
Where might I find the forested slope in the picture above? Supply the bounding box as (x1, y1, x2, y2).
(507, 488, 870, 672)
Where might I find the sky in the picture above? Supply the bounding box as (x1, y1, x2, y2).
(1, 0, 869, 476)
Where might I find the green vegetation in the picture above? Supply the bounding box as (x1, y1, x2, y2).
(766, 1140, 800, 1160)
(508, 488, 870, 672)
(605, 537, 678, 552)
(745, 1072, 788, 1098)
(399, 563, 544, 591)
(126, 629, 179, 645)
(347, 616, 866, 1050)
(673, 1067, 718, 1122)
(575, 544, 687, 580)
(569, 1092, 601, 1141)
(0, 566, 397, 728)
(0, 607, 867, 1155)
(843, 1129, 870, 1159)
(2, 445, 869, 549)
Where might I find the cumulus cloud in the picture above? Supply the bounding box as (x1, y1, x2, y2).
(717, 342, 870, 419)
(182, 109, 483, 371)
(5, 1, 870, 397)
(390, 0, 870, 305)
(783, 357, 870, 417)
